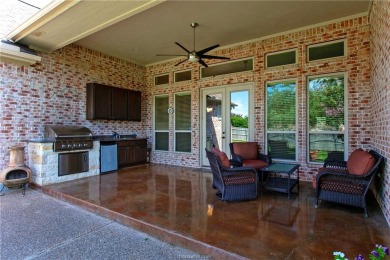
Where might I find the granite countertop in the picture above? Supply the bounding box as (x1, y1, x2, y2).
(93, 135, 146, 142)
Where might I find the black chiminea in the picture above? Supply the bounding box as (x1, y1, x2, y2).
(0, 146, 31, 195)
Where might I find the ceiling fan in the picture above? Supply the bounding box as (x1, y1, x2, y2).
(157, 22, 230, 67)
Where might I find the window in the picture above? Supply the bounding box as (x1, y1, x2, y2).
(266, 49, 297, 68)
(154, 95, 169, 151)
(201, 58, 253, 78)
(308, 74, 346, 163)
(174, 70, 192, 83)
(308, 40, 345, 62)
(175, 93, 192, 153)
(266, 80, 297, 161)
(154, 73, 169, 86)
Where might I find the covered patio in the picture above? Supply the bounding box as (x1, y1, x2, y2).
(24, 164, 390, 259)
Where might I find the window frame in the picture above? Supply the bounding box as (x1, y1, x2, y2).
(306, 72, 348, 164)
(174, 69, 192, 83)
(307, 39, 347, 62)
(153, 94, 170, 151)
(154, 73, 170, 87)
(200, 57, 254, 78)
(265, 78, 298, 161)
(174, 92, 192, 153)
(265, 48, 297, 69)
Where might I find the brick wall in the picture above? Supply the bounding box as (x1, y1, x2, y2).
(370, 0, 390, 226)
(146, 16, 371, 182)
(0, 44, 146, 170)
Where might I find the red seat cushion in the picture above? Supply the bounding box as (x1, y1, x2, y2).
(347, 149, 376, 175)
(211, 147, 231, 168)
(243, 159, 268, 170)
(232, 142, 258, 160)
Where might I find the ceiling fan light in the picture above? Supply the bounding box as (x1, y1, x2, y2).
(188, 54, 199, 62)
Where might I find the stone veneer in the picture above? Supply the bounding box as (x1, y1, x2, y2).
(27, 141, 100, 185)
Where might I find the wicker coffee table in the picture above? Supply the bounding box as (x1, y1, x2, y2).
(260, 163, 300, 199)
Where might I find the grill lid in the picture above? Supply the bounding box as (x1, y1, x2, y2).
(44, 125, 93, 140)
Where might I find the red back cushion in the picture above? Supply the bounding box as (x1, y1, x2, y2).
(211, 148, 231, 168)
(232, 142, 258, 160)
(347, 149, 376, 175)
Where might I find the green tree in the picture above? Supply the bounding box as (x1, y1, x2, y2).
(231, 114, 248, 128)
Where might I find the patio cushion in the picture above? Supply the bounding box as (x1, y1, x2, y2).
(319, 176, 365, 195)
(243, 159, 268, 170)
(312, 167, 348, 188)
(211, 147, 231, 168)
(232, 142, 258, 160)
(347, 149, 376, 175)
(223, 172, 256, 185)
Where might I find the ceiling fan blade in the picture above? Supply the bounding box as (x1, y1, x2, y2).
(156, 54, 188, 57)
(198, 59, 208, 68)
(201, 55, 230, 60)
(197, 44, 220, 55)
(175, 58, 189, 66)
(175, 42, 191, 54)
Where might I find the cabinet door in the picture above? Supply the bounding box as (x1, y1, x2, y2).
(127, 90, 142, 121)
(86, 83, 111, 119)
(117, 146, 128, 167)
(135, 144, 147, 163)
(111, 87, 128, 120)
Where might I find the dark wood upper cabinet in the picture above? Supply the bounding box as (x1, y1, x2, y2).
(111, 87, 128, 120)
(128, 90, 141, 121)
(86, 83, 142, 121)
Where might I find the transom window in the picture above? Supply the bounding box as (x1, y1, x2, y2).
(266, 80, 297, 161)
(307, 74, 346, 163)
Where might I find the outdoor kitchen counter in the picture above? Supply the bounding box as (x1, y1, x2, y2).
(93, 135, 147, 142)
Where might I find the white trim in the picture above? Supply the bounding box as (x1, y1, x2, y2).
(306, 72, 348, 164)
(154, 73, 170, 87)
(265, 48, 298, 69)
(174, 69, 192, 83)
(265, 78, 298, 162)
(153, 94, 170, 151)
(174, 92, 192, 153)
(200, 82, 254, 166)
(307, 39, 347, 62)
(200, 57, 254, 79)
(0, 47, 41, 66)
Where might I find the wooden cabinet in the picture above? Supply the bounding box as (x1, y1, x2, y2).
(86, 83, 141, 121)
(117, 139, 147, 167)
(127, 90, 141, 121)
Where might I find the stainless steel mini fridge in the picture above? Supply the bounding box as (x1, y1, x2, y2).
(100, 142, 118, 173)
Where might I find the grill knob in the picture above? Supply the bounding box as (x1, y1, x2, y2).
(68, 144, 72, 148)
(61, 144, 66, 148)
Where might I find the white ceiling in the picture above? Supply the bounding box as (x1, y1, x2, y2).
(8, 0, 370, 66)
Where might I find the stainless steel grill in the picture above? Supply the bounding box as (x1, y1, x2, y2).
(44, 125, 93, 151)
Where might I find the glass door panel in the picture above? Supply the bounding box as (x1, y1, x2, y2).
(230, 90, 249, 143)
(202, 84, 253, 166)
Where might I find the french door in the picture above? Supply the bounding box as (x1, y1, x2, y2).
(201, 83, 254, 166)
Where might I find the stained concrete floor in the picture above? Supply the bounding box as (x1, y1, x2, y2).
(0, 188, 201, 260)
(2, 163, 390, 259)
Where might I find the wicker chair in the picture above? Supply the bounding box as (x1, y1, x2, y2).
(314, 149, 383, 217)
(205, 148, 258, 202)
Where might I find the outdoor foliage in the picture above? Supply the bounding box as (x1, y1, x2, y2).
(267, 82, 296, 131)
(309, 75, 345, 131)
(231, 113, 248, 128)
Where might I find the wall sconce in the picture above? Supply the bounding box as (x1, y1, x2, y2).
(167, 107, 174, 114)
